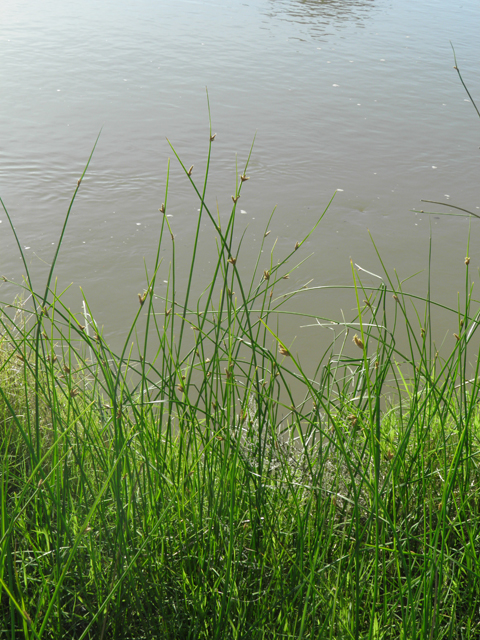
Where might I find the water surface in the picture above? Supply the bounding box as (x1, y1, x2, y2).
(1, 0, 480, 358)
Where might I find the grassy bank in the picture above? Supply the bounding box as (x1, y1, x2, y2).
(2, 99, 480, 638)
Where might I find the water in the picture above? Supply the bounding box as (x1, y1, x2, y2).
(1, 0, 480, 357)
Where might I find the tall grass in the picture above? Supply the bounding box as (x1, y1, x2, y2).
(1, 77, 480, 638)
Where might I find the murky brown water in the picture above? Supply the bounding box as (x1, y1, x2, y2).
(1, 0, 480, 362)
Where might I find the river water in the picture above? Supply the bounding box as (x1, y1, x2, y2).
(1, 0, 480, 360)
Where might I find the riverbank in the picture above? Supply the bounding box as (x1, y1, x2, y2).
(2, 132, 480, 639)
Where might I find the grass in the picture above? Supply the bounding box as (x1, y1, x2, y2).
(1, 75, 480, 639)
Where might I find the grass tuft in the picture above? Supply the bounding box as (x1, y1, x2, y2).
(1, 70, 480, 638)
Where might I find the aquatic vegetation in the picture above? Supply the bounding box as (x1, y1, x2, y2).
(1, 80, 480, 638)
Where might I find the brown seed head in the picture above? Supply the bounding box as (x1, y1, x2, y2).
(210, 133, 216, 141)
(159, 203, 165, 213)
(264, 230, 271, 237)
(353, 334, 364, 350)
(465, 256, 470, 265)
(240, 174, 249, 182)
(263, 270, 270, 281)
(454, 333, 460, 342)
(187, 165, 193, 176)
(228, 256, 236, 265)
(279, 346, 290, 357)
(232, 195, 240, 203)
(294, 241, 300, 251)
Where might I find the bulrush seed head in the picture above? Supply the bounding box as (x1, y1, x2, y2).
(240, 174, 249, 182)
(159, 203, 165, 213)
(465, 256, 470, 265)
(263, 270, 270, 281)
(187, 165, 193, 176)
(232, 195, 240, 203)
(210, 133, 216, 141)
(353, 334, 364, 350)
(294, 241, 300, 251)
(228, 257, 236, 265)
(279, 346, 290, 357)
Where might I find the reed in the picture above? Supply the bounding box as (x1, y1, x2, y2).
(1, 76, 480, 639)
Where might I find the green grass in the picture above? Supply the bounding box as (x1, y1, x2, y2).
(2, 80, 480, 639)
